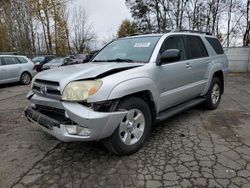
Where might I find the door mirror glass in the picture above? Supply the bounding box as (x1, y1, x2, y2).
(158, 49, 180, 65)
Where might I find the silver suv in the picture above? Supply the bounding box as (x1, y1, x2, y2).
(25, 31, 229, 155)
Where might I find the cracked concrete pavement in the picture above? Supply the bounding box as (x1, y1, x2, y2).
(1, 74, 250, 188)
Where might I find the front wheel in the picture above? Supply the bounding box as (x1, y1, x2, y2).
(103, 97, 152, 155)
(203, 77, 222, 110)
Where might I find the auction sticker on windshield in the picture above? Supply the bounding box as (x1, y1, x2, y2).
(134, 42, 151, 48)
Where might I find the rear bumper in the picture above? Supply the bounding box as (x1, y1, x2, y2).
(25, 94, 127, 142)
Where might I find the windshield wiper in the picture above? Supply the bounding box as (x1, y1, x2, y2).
(93, 58, 145, 63)
(106, 58, 134, 63)
(92, 60, 107, 62)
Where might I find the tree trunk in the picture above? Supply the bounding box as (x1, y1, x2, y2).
(243, 0, 250, 46)
(227, 0, 233, 47)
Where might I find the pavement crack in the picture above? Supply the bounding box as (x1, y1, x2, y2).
(0, 93, 27, 102)
(10, 142, 61, 188)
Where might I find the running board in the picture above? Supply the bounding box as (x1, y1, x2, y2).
(156, 97, 206, 123)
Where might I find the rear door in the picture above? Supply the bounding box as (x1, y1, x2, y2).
(183, 35, 210, 95)
(2, 57, 21, 82)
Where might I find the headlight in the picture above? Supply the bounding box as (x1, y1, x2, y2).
(62, 80, 102, 101)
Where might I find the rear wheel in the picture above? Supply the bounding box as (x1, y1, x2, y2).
(20, 72, 31, 85)
(103, 97, 152, 155)
(204, 77, 222, 110)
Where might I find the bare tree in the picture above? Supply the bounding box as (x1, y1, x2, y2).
(70, 5, 95, 53)
(243, 0, 250, 46)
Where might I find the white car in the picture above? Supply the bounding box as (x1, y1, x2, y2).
(0, 55, 36, 85)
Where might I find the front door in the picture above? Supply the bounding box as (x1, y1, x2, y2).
(155, 35, 197, 112)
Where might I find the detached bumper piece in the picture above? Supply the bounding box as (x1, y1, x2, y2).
(25, 107, 60, 130)
(24, 106, 93, 142)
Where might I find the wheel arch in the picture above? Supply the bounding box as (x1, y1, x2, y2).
(213, 70, 224, 94)
(202, 65, 225, 96)
(116, 90, 157, 125)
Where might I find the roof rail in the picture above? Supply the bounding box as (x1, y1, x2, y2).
(171, 29, 212, 35)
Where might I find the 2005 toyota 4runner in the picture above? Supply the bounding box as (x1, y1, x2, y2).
(25, 31, 229, 155)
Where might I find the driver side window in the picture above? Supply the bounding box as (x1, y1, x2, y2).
(160, 36, 187, 61)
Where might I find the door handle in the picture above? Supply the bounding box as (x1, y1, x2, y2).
(186, 63, 192, 69)
(206, 60, 211, 64)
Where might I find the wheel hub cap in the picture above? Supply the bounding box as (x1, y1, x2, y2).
(119, 109, 145, 146)
(211, 83, 220, 105)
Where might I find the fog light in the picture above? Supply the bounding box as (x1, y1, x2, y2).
(65, 125, 78, 135)
(65, 125, 91, 136)
(77, 127, 91, 136)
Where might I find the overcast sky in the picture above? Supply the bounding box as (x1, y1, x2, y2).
(76, 0, 132, 42)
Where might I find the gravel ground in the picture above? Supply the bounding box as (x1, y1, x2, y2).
(0, 75, 250, 188)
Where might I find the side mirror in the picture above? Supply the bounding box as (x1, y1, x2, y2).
(157, 49, 180, 66)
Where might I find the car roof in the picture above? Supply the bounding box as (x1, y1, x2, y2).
(0, 55, 28, 58)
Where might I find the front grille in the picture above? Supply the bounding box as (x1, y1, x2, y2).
(32, 79, 61, 100)
(35, 105, 66, 122)
(36, 105, 65, 115)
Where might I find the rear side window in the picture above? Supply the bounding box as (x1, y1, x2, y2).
(185, 36, 208, 59)
(17, 57, 28, 64)
(206, 37, 224, 54)
(2, 57, 20, 65)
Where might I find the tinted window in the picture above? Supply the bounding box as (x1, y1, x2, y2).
(17, 57, 28, 64)
(206, 37, 224, 54)
(160, 36, 187, 61)
(185, 36, 208, 59)
(32, 56, 45, 62)
(2, 57, 19, 65)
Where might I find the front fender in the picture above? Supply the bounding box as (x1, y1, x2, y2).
(108, 77, 159, 102)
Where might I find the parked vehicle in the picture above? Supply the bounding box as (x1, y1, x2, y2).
(0, 52, 18, 55)
(84, 50, 99, 62)
(25, 31, 229, 155)
(42, 57, 74, 71)
(32, 55, 56, 72)
(70, 54, 86, 64)
(0, 55, 35, 85)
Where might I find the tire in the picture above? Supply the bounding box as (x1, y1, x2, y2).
(203, 77, 222, 110)
(103, 97, 152, 155)
(20, 72, 32, 85)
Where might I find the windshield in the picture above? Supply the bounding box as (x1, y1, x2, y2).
(32, 56, 45, 62)
(93, 36, 161, 63)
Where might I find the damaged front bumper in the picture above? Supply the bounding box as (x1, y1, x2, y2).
(25, 94, 127, 142)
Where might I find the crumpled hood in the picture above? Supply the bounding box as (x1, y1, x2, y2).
(34, 62, 143, 89)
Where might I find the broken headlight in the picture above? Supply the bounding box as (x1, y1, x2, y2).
(62, 80, 102, 101)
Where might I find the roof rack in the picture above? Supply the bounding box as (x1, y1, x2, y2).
(171, 29, 212, 35)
